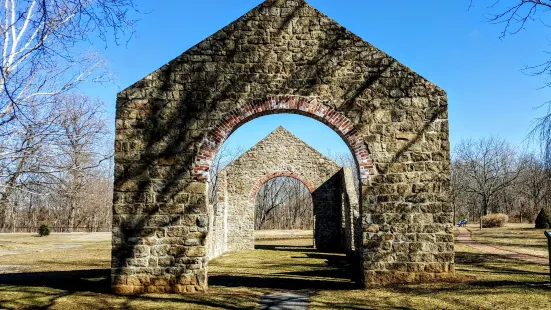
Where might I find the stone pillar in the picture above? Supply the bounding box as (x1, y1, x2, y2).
(312, 172, 344, 252)
(340, 167, 359, 255)
(207, 170, 228, 259)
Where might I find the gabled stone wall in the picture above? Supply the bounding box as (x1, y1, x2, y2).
(112, 0, 453, 294)
(213, 126, 346, 256)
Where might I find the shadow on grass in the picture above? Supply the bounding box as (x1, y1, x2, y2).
(456, 250, 550, 278)
(472, 240, 547, 250)
(474, 234, 544, 240)
(209, 274, 360, 291)
(0, 248, 359, 294)
(277, 268, 353, 280)
(0, 270, 261, 309)
(0, 248, 548, 309)
(517, 227, 547, 232)
(212, 247, 360, 290)
(0, 281, 259, 310)
(0, 269, 111, 293)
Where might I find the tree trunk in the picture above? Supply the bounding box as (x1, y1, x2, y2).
(483, 195, 490, 216)
(68, 199, 76, 233)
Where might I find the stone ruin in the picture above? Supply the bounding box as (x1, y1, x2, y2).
(112, 0, 454, 294)
(207, 126, 359, 259)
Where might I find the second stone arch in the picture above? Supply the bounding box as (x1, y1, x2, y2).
(207, 126, 360, 259)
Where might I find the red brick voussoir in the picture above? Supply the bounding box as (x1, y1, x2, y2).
(248, 171, 315, 204)
(193, 95, 374, 184)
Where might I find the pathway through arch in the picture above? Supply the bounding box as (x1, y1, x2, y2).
(258, 292, 309, 310)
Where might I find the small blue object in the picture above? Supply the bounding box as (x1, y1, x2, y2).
(458, 219, 467, 227)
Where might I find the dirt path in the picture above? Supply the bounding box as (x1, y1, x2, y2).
(456, 227, 548, 265)
(258, 293, 309, 310)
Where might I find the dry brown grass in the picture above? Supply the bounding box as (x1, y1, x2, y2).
(254, 230, 313, 240)
(312, 242, 551, 309)
(0, 233, 111, 273)
(467, 223, 549, 258)
(0, 232, 549, 309)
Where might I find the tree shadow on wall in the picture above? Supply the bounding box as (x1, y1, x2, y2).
(111, 2, 313, 291)
(113, 0, 448, 292)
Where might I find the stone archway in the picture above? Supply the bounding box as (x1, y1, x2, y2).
(249, 171, 315, 203)
(193, 96, 374, 184)
(112, 0, 454, 295)
(207, 126, 354, 259)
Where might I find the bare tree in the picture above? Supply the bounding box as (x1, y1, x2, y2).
(254, 177, 313, 230)
(0, 94, 112, 233)
(454, 137, 523, 221)
(0, 0, 137, 232)
(0, 0, 137, 128)
(45, 94, 109, 232)
(0, 103, 58, 228)
(531, 107, 551, 168)
(452, 137, 551, 225)
(208, 144, 244, 205)
(255, 177, 288, 229)
(470, 0, 551, 165)
(518, 153, 550, 216)
(451, 159, 469, 224)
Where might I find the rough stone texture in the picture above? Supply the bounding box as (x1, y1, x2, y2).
(206, 170, 228, 259)
(112, 0, 453, 294)
(341, 166, 360, 254)
(211, 126, 346, 257)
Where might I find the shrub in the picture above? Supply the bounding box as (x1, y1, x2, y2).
(535, 208, 551, 229)
(38, 224, 51, 237)
(481, 213, 508, 228)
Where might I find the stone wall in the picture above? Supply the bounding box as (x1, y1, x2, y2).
(113, 0, 453, 294)
(341, 166, 360, 254)
(219, 126, 345, 253)
(206, 170, 227, 259)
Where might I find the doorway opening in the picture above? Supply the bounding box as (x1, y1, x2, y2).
(206, 113, 362, 288)
(254, 176, 314, 248)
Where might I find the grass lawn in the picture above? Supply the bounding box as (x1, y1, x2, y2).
(0, 232, 549, 309)
(467, 223, 549, 258)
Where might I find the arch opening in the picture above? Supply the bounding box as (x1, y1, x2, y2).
(250, 171, 315, 205)
(253, 176, 314, 232)
(206, 113, 362, 263)
(193, 96, 374, 187)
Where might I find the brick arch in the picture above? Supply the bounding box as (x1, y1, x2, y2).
(193, 95, 374, 184)
(248, 171, 315, 204)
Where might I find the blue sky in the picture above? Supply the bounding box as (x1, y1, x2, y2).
(80, 0, 550, 156)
